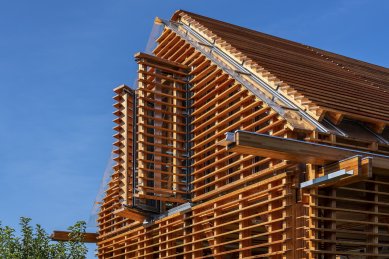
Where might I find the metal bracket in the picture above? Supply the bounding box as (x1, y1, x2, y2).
(300, 169, 354, 189)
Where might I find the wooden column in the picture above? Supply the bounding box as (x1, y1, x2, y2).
(192, 211, 203, 258)
(239, 193, 251, 258)
(159, 221, 167, 258)
(283, 175, 296, 259)
(213, 202, 223, 258)
(166, 218, 175, 258)
(367, 178, 379, 258)
(307, 164, 318, 259)
(267, 182, 273, 255)
(324, 188, 337, 259)
(172, 80, 178, 202)
(183, 212, 193, 259)
(137, 229, 145, 258)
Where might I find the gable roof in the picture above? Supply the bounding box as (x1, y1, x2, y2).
(172, 10, 389, 126)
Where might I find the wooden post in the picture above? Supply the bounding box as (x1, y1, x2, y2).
(307, 164, 317, 259)
(159, 221, 167, 258)
(213, 202, 223, 258)
(367, 178, 379, 258)
(183, 212, 193, 259)
(192, 211, 203, 258)
(239, 193, 251, 258)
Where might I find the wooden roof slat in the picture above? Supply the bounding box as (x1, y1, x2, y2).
(174, 11, 389, 125)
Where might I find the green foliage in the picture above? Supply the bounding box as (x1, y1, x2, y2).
(67, 221, 88, 258)
(0, 217, 88, 259)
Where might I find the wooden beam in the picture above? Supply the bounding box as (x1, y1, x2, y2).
(135, 52, 189, 71)
(51, 231, 98, 243)
(114, 207, 147, 222)
(301, 156, 372, 189)
(326, 111, 343, 125)
(225, 130, 389, 169)
(300, 169, 353, 189)
(136, 193, 187, 204)
(372, 121, 386, 134)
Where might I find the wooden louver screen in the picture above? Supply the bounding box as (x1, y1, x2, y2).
(98, 85, 136, 238)
(135, 53, 190, 213)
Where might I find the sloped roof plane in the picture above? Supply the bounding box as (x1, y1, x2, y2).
(172, 10, 389, 130)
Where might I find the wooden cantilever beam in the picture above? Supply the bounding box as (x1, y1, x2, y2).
(224, 130, 389, 169)
(114, 207, 148, 222)
(134, 52, 189, 71)
(51, 231, 98, 243)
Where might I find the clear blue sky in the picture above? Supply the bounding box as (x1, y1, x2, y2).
(0, 0, 388, 257)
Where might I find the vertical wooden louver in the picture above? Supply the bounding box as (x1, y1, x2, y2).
(98, 85, 137, 252)
(113, 85, 135, 207)
(135, 53, 190, 212)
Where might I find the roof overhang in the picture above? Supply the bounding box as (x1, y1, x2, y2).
(222, 130, 389, 170)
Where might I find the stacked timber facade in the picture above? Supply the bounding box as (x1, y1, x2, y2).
(97, 10, 389, 258)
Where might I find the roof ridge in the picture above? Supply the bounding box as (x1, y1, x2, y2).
(174, 10, 389, 71)
(172, 10, 389, 125)
(173, 10, 324, 120)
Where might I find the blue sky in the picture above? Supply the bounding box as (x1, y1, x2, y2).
(0, 0, 388, 257)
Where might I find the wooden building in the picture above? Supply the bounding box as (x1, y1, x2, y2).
(97, 10, 389, 258)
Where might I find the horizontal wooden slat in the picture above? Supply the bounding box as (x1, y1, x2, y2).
(51, 231, 98, 243)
